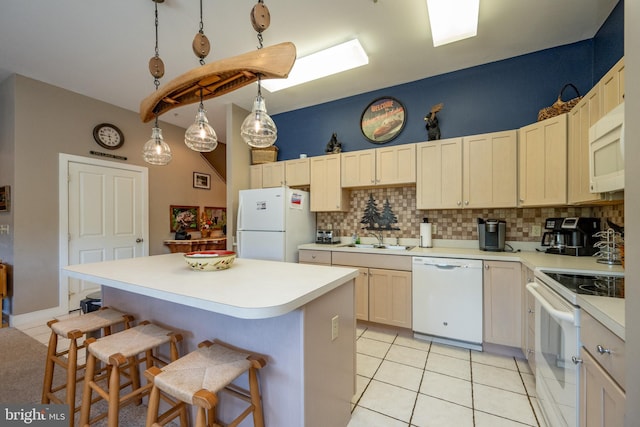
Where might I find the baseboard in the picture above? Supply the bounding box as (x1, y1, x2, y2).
(9, 306, 68, 328)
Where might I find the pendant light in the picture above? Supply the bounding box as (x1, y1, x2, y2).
(143, 0, 172, 165)
(184, 0, 218, 152)
(241, 0, 278, 148)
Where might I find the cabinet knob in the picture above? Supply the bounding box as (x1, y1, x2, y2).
(464, 200, 469, 205)
(596, 344, 611, 355)
(485, 264, 489, 270)
(457, 201, 462, 206)
(519, 198, 525, 203)
(311, 255, 316, 259)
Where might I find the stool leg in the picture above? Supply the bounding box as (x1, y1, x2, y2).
(130, 355, 143, 405)
(66, 336, 79, 412)
(248, 368, 265, 427)
(41, 330, 58, 403)
(195, 407, 207, 427)
(80, 352, 97, 427)
(107, 365, 121, 427)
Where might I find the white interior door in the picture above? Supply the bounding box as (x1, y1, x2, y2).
(66, 160, 147, 310)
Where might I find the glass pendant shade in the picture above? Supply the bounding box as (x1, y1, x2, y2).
(241, 95, 277, 148)
(143, 126, 172, 165)
(184, 106, 218, 152)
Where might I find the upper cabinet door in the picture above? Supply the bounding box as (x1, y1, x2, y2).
(600, 57, 625, 116)
(341, 150, 376, 187)
(284, 158, 310, 187)
(376, 144, 416, 186)
(518, 114, 568, 207)
(416, 138, 463, 209)
(463, 130, 518, 208)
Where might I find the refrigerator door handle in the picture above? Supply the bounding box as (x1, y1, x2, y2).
(237, 200, 244, 230)
(236, 230, 242, 257)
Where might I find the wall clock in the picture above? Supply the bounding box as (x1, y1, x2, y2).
(92, 123, 124, 150)
(360, 97, 406, 144)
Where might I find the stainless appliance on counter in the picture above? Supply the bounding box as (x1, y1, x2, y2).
(412, 257, 483, 350)
(477, 218, 506, 251)
(526, 269, 624, 427)
(315, 229, 341, 244)
(542, 217, 601, 256)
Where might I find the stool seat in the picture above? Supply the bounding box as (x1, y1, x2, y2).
(88, 323, 179, 363)
(153, 342, 252, 404)
(50, 308, 131, 337)
(145, 339, 267, 427)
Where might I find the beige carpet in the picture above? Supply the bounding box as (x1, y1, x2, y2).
(0, 327, 176, 426)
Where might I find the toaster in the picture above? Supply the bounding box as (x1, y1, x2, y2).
(316, 229, 341, 244)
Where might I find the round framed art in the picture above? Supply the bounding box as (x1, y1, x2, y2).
(360, 97, 406, 143)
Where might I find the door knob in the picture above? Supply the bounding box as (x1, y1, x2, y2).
(136, 238, 143, 243)
(571, 356, 583, 365)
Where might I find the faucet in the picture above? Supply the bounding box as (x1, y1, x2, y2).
(368, 231, 384, 247)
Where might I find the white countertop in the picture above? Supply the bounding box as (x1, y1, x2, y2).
(63, 253, 359, 320)
(300, 243, 626, 339)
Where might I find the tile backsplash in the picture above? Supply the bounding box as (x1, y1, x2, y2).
(316, 187, 624, 242)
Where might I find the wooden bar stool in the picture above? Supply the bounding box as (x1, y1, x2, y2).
(79, 321, 183, 427)
(41, 307, 134, 420)
(145, 339, 267, 427)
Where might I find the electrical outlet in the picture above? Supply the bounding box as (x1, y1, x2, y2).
(431, 224, 437, 235)
(531, 225, 541, 237)
(331, 315, 339, 341)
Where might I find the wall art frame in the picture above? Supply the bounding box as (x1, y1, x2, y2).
(169, 205, 200, 232)
(193, 172, 211, 189)
(360, 96, 406, 143)
(0, 186, 10, 212)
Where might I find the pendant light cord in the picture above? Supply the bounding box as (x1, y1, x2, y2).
(198, 0, 205, 65)
(153, 0, 161, 89)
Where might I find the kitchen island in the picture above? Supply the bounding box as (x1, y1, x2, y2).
(63, 253, 359, 427)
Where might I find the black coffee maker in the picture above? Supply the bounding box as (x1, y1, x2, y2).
(542, 217, 601, 256)
(478, 218, 506, 251)
(541, 218, 568, 253)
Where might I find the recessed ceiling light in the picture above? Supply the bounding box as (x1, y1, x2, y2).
(426, 0, 479, 47)
(261, 39, 369, 92)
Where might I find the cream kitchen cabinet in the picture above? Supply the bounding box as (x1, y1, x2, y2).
(298, 249, 331, 266)
(483, 261, 522, 348)
(521, 266, 536, 370)
(416, 138, 463, 209)
(568, 86, 602, 203)
(332, 252, 412, 329)
(310, 154, 349, 212)
(341, 144, 416, 188)
(416, 131, 517, 210)
(579, 310, 626, 427)
(463, 130, 518, 208)
(600, 57, 625, 116)
(250, 158, 310, 189)
(518, 114, 568, 206)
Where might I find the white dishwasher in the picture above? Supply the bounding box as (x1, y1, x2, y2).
(412, 257, 483, 350)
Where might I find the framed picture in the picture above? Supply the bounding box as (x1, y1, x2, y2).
(193, 172, 211, 189)
(203, 207, 227, 234)
(0, 186, 9, 212)
(169, 205, 200, 232)
(360, 97, 406, 143)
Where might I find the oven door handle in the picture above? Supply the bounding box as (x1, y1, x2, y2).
(526, 282, 575, 323)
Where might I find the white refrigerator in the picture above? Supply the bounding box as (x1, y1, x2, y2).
(237, 187, 316, 262)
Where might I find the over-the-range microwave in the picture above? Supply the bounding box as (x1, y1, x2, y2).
(589, 101, 624, 193)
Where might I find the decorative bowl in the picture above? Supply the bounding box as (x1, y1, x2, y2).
(183, 250, 236, 271)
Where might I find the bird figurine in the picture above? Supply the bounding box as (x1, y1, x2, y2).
(424, 103, 444, 140)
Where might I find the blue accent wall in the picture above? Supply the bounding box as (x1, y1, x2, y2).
(272, 2, 623, 161)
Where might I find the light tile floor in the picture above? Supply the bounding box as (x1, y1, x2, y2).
(18, 314, 547, 427)
(350, 324, 548, 427)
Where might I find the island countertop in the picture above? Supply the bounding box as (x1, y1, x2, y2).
(63, 253, 359, 320)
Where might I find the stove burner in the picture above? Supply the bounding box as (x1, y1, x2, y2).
(541, 271, 624, 298)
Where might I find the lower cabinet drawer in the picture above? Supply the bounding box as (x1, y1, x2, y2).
(298, 250, 331, 265)
(581, 310, 625, 390)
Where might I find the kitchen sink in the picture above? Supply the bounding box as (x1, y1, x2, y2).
(341, 244, 414, 251)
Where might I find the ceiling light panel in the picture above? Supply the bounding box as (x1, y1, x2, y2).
(261, 39, 369, 92)
(427, 0, 479, 47)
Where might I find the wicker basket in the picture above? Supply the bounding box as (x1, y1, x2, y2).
(251, 146, 278, 165)
(537, 83, 582, 121)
